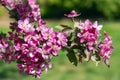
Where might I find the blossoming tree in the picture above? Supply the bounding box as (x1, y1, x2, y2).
(0, 0, 113, 78)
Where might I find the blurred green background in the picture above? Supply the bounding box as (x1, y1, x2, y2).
(0, 0, 120, 80)
(38, 0, 120, 20)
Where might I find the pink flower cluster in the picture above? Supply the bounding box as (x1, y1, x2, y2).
(77, 19, 102, 50)
(0, 0, 67, 78)
(99, 32, 113, 61)
(65, 10, 113, 66)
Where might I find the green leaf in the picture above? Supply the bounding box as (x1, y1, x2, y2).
(56, 25, 73, 32)
(9, 9, 20, 21)
(60, 24, 72, 29)
(66, 49, 78, 66)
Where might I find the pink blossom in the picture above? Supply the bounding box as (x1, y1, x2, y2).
(18, 18, 35, 33)
(0, 37, 8, 53)
(56, 32, 68, 46)
(64, 10, 80, 17)
(77, 19, 92, 30)
(93, 21, 103, 31)
(14, 42, 21, 51)
(40, 27, 54, 40)
(50, 44, 61, 56)
(24, 33, 39, 46)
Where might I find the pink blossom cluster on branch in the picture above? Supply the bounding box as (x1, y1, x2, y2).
(0, 0, 67, 78)
(64, 10, 113, 66)
(0, 0, 113, 78)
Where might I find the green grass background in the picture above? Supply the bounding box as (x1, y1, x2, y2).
(0, 20, 120, 80)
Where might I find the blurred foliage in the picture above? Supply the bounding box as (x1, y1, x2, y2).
(38, 0, 120, 19)
(0, 5, 6, 16)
